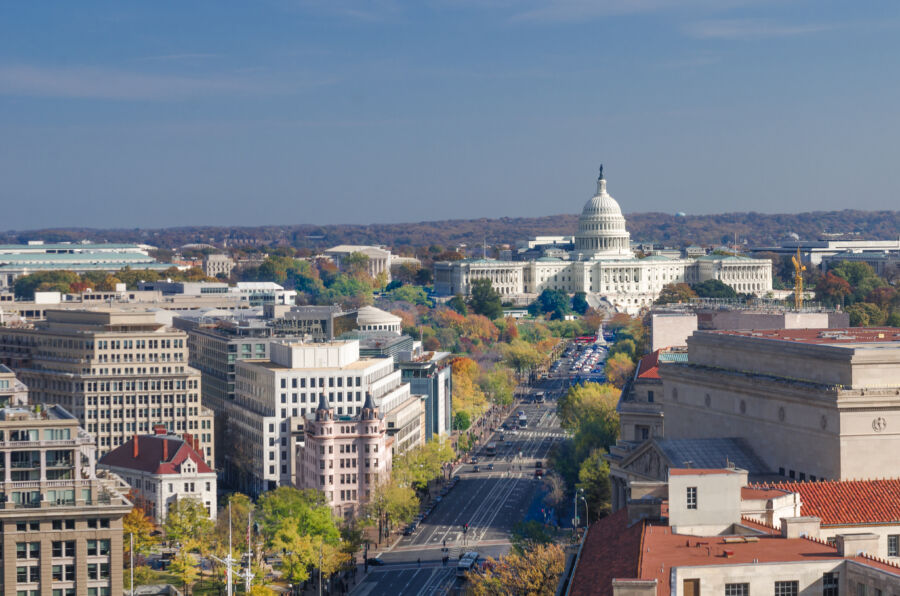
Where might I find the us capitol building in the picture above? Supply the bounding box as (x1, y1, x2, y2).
(434, 169, 772, 314)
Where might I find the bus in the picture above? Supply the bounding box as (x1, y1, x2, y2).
(534, 391, 545, 404)
(485, 442, 497, 456)
(457, 551, 480, 577)
(518, 413, 528, 428)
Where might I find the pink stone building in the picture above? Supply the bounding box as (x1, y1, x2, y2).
(296, 393, 392, 519)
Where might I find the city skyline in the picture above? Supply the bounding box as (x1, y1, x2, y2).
(2, 1, 900, 229)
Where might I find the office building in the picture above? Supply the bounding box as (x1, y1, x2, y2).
(296, 393, 391, 519)
(203, 254, 235, 279)
(397, 348, 452, 440)
(0, 309, 215, 462)
(0, 400, 132, 596)
(231, 339, 413, 496)
(0, 241, 174, 291)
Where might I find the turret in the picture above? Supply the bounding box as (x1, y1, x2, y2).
(315, 392, 333, 422)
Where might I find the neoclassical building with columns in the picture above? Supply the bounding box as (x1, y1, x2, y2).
(434, 170, 772, 313)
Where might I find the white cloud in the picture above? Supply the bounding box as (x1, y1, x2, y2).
(685, 18, 834, 39)
(0, 64, 331, 101)
(508, 0, 765, 23)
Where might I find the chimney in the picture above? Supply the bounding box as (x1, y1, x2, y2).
(780, 516, 821, 539)
(133, 435, 139, 459)
(182, 432, 192, 447)
(163, 439, 169, 461)
(153, 424, 166, 435)
(836, 533, 880, 557)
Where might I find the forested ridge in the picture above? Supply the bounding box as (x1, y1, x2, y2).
(4, 209, 900, 251)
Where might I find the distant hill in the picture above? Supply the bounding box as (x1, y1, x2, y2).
(3, 209, 900, 253)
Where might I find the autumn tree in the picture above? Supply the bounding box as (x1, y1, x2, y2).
(604, 352, 636, 388)
(655, 282, 697, 305)
(169, 550, 201, 595)
(123, 506, 158, 557)
(501, 340, 546, 375)
(814, 272, 853, 307)
(164, 498, 213, 551)
(466, 543, 565, 596)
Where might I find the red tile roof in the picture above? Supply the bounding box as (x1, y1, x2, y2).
(99, 434, 214, 475)
(710, 328, 900, 345)
(569, 509, 900, 596)
(741, 486, 791, 500)
(636, 351, 661, 380)
(669, 468, 738, 476)
(569, 509, 644, 596)
(758, 479, 900, 526)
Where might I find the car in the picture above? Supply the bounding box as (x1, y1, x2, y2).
(487, 463, 494, 470)
(453, 475, 461, 482)
(403, 525, 415, 536)
(366, 558, 385, 566)
(435, 496, 443, 503)
(535, 469, 544, 478)
(471, 456, 479, 464)
(473, 465, 480, 472)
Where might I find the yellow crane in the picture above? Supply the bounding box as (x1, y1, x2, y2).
(791, 247, 806, 310)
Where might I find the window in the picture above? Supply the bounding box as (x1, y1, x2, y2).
(725, 584, 748, 596)
(889, 535, 899, 557)
(647, 390, 654, 403)
(823, 572, 839, 596)
(686, 486, 697, 510)
(774, 581, 798, 596)
(856, 584, 867, 596)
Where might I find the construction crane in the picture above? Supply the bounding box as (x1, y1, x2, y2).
(791, 247, 806, 310)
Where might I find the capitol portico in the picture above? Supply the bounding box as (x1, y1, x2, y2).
(433, 169, 772, 313)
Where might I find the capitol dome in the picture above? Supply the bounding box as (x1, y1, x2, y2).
(574, 168, 632, 260)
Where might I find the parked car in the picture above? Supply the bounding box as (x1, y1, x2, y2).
(366, 558, 385, 566)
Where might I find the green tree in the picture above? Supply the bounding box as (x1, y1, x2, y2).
(126, 565, 155, 591)
(454, 410, 471, 431)
(608, 338, 636, 360)
(479, 366, 515, 406)
(469, 278, 503, 319)
(510, 521, 553, 555)
(846, 302, 888, 327)
(571, 291, 589, 315)
(578, 449, 612, 522)
(343, 252, 371, 277)
(164, 498, 213, 550)
(388, 285, 431, 306)
(692, 279, 738, 299)
(13, 270, 81, 299)
(529, 289, 571, 320)
(448, 294, 468, 315)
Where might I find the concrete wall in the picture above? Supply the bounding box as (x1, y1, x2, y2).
(651, 313, 697, 350)
(669, 470, 746, 534)
(672, 560, 845, 596)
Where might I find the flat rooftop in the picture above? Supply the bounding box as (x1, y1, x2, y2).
(250, 358, 377, 371)
(710, 327, 900, 346)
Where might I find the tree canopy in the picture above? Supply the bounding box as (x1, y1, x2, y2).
(469, 278, 504, 319)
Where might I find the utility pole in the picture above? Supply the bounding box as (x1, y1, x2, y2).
(244, 510, 253, 592)
(211, 502, 236, 596)
(130, 533, 134, 596)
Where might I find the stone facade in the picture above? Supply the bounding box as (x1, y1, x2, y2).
(296, 393, 391, 519)
(660, 328, 900, 481)
(434, 172, 772, 314)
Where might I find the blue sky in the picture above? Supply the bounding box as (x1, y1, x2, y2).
(2, 1, 899, 230)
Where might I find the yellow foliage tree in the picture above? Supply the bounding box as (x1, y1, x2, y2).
(466, 543, 565, 596)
